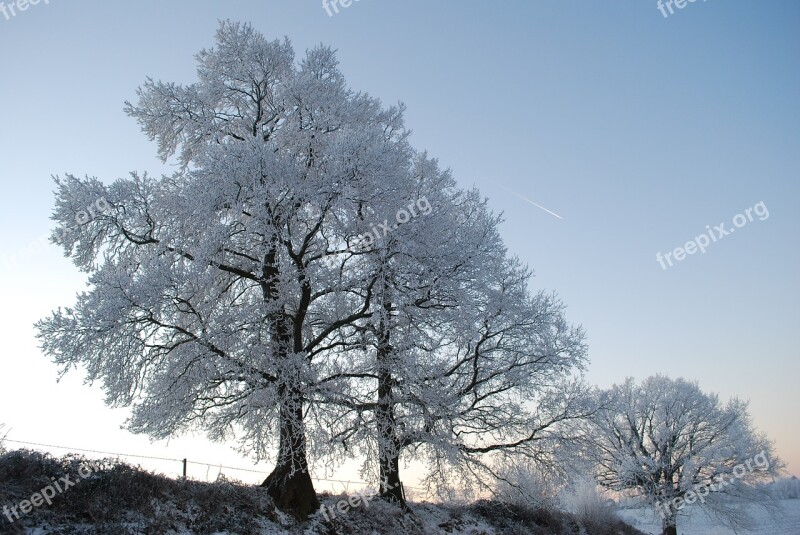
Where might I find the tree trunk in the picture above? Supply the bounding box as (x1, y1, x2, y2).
(376, 369, 407, 509)
(375, 292, 408, 510)
(378, 443, 406, 506)
(261, 384, 319, 519)
(261, 311, 318, 519)
(657, 482, 678, 535)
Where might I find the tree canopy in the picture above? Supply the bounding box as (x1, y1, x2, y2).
(36, 21, 588, 518)
(582, 375, 781, 535)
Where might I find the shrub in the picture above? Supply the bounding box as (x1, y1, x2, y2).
(0, 450, 278, 533)
(559, 477, 620, 529)
(494, 461, 563, 510)
(770, 477, 800, 499)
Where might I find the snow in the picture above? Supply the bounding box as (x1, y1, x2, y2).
(618, 498, 800, 535)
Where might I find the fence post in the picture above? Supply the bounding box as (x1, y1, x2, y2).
(182, 458, 187, 480)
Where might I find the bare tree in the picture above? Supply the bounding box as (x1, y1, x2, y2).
(583, 376, 782, 535)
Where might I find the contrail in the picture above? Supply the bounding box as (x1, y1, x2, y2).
(500, 186, 563, 220)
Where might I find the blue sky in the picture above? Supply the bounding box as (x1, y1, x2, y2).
(1, 0, 798, 486)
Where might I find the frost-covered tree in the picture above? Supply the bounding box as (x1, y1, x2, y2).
(399, 257, 591, 501)
(36, 21, 415, 518)
(316, 153, 590, 505)
(35, 20, 591, 519)
(583, 376, 782, 535)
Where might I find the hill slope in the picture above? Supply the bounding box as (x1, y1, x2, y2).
(0, 451, 645, 535)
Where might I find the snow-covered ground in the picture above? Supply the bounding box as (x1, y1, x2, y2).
(617, 499, 800, 535)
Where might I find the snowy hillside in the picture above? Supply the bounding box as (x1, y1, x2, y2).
(0, 451, 646, 535)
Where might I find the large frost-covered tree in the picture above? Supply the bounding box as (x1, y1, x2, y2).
(36, 20, 590, 518)
(583, 376, 781, 535)
(36, 21, 415, 518)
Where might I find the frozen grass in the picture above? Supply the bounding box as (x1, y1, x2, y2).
(0, 450, 280, 534)
(0, 450, 650, 534)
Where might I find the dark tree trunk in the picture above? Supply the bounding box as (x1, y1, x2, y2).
(375, 291, 408, 510)
(261, 384, 319, 519)
(657, 480, 678, 535)
(378, 442, 406, 506)
(376, 369, 407, 509)
(260, 311, 319, 519)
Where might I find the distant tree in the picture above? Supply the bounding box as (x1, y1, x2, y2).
(583, 376, 782, 535)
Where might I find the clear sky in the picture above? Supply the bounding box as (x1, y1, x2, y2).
(1, 0, 797, 490)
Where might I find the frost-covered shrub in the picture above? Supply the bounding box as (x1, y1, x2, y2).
(0, 424, 7, 454)
(771, 477, 800, 499)
(559, 477, 619, 528)
(0, 451, 278, 532)
(495, 462, 563, 509)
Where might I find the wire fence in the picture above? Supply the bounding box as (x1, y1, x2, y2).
(2, 438, 426, 497)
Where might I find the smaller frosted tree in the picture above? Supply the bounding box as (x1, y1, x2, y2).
(584, 375, 782, 535)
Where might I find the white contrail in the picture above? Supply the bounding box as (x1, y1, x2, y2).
(500, 186, 563, 220)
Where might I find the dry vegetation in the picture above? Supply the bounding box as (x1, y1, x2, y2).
(0, 450, 647, 535)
